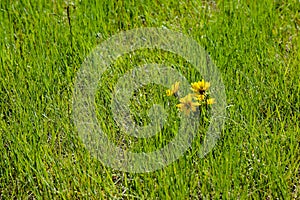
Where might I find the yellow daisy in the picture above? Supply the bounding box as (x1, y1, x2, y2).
(176, 94, 200, 115)
(191, 79, 210, 95)
(194, 94, 205, 101)
(206, 98, 215, 105)
(166, 81, 180, 96)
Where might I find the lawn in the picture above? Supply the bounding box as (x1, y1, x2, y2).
(0, 0, 299, 199)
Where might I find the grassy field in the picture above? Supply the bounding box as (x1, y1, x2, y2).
(0, 0, 299, 199)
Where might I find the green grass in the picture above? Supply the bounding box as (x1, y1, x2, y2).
(0, 0, 299, 199)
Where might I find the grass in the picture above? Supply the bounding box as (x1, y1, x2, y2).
(0, 0, 299, 199)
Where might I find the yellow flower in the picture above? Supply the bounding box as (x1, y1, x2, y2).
(191, 79, 210, 95)
(206, 98, 215, 105)
(194, 94, 205, 101)
(176, 94, 200, 115)
(166, 89, 173, 96)
(166, 81, 180, 96)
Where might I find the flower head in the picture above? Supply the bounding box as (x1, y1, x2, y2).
(166, 81, 180, 96)
(206, 98, 215, 105)
(176, 94, 200, 115)
(194, 94, 205, 101)
(191, 79, 210, 95)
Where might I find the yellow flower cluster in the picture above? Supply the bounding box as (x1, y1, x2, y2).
(166, 80, 215, 115)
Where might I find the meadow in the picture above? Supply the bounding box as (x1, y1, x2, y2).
(0, 0, 299, 199)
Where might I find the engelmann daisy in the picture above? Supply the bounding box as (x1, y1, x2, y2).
(206, 98, 215, 105)
(166, 81, 180, 97)
(190, 79, 210, 95)
(194, 94, 205, 101)
(176, 94, 200, 115)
